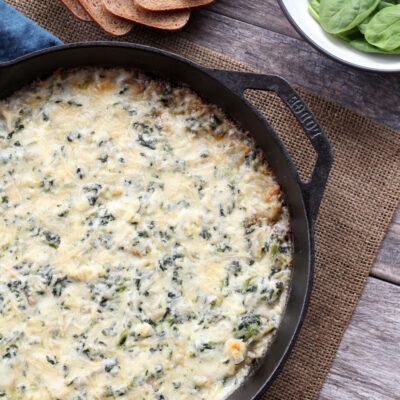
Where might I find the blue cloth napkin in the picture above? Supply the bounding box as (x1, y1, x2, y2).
(0, 0, 62, 62)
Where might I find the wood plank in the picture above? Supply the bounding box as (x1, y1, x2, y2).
(371, 208, 400, 284)
(181, 10, 400, 130)
(319, 277, 400, 400)
(209, 0, 300, 39)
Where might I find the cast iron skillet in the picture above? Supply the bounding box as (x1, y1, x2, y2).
(0, 42, 333, 400)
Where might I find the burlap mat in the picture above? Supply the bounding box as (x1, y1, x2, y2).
(5, 1, 400, 398)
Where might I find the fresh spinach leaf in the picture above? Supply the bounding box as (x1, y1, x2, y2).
(310, 0, 321, 13)
(350, 37, 400, 52)
(308, 0, 400, 54)
(319, 0, 380, 34)
(359, 1, 398, 34)
(365, 4, 400, 50)
(309, 5, 321, 22)
(336, 27, 362, 42)
(379, 1, 399, 10)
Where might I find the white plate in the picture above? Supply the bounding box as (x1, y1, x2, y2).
(279, 0, 400, 72)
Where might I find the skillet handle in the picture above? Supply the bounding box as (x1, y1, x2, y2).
(208, 70, 333, 227)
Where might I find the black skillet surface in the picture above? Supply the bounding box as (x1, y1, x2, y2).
(0, 42, 333, 400)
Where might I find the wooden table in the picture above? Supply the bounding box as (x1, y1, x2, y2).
(174, 2, 400, 398)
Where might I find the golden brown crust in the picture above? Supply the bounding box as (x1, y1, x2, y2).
(102, 0, 190, 31)
(0, 67, 292, 399)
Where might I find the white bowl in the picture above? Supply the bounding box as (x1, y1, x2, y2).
(279, 0, 400, 72)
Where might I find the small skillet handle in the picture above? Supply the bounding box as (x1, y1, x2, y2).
(207, 70, 333, 227)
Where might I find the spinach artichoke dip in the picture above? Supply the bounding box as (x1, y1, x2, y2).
(0, 68, 292, 400)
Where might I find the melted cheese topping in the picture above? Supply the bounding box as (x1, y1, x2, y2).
(0, 68, 292, 400)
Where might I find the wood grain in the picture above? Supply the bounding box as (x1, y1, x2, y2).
(209, 0, 300, 39)
(181, 10, 400, 130)
(371, 208, 400, 284)
(319, 277, 400, 400)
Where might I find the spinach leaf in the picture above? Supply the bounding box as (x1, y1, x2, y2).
(319, 0, 380, 34)
(358, 14, 374, 34)
(365, 4, 400, 50)
(349, 37, 400, 52)
(309, 0, 400, 54)
(359, 1, 399, 34)
(309, 5, 321, 22)
(234, 313, 261, 342)
(310, 0, 321, 13)
(336, 27, 362, 42)
(379, 1, 399, 10)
